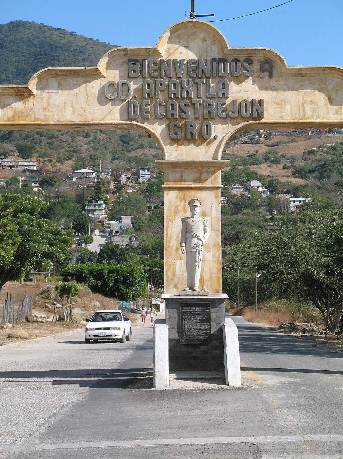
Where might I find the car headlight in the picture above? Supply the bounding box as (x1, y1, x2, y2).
(112, 326, 122, 330)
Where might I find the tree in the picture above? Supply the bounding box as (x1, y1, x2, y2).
(143, 174, 163, 205)
(0, 193, 73, 290)
(0, 144, 15, 157)
(5, 176, 21, 190)
(89, 178, 109, 203)
(38, 175, 58, 188)
(108, 193, 147, 220)
(295, 207, 343, 333)
(223, 204, 343, 333)
(15, 142, 35, 158)
(97, 243, 134, 264)
(63, 262, 148, 301)
(45, 197, 92, 237)
(74, 248, 97, 264)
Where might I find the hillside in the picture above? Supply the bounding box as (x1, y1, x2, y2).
(0, 21, 342, 205)
(223, 129, 343, 203)
(0, 21, 114, 84)
(0, 21, 160, 174)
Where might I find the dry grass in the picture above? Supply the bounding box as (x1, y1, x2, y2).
(249, 164, 306, 184)
(243, 308, 292, 327)
(0, 321, 79, 346)
(240, 300, 323, 329)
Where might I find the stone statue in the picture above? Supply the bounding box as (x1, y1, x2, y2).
(180, 198, 210, 292)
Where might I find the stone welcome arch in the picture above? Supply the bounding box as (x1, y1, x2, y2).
(1, 19, 343, 296)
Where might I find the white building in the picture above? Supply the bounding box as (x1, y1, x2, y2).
(0, 158, 38, 171)
(109, 234, 137, 247)
(289, 197, 311, 212)
(248, 180, 263, 190)
(247, 180, 269, 198)
(259, 187, 270, 198)
(119, 172, 131, 185)
(106, 216, 133, 235)
(138, 168, 151, 183)
(231, 184, 245, 195)
(85, 200, 106, 221)
(72, 168, 97, 182)
(31, 181, 42, 193)
(86, 229, 107, 253)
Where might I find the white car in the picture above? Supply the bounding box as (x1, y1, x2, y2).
(85, 310, 132, 343)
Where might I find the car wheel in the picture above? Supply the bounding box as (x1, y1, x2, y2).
(126, 332, 130, 341)
(93, 339, 98, 343)
(120, 332, 125, 343)
(85, 338, 91, 344)
(130, 327, 132, 335)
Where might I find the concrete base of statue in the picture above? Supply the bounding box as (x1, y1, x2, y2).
(162, 293, 227, 372)
(153, 319, 169, 389)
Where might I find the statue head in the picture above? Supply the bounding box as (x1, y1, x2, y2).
(188, 198, 201, 217)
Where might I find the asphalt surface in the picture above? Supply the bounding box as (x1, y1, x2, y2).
(0, 317, 342, 458)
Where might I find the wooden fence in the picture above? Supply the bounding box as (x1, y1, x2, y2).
(0, 293, 33, 325)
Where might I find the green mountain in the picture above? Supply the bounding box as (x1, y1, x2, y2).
(0, 21, 114, 85)
(0, 21, 160, 171)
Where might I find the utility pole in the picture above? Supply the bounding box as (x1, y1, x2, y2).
(189, 0, 214, 19)
(190, 0, 195, 19)
(255, 272, 262, 312)
(237, 264, 240, 309)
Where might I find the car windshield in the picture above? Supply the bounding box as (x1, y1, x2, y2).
(90, 312, 121, 322)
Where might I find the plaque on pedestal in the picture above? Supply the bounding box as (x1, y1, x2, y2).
(180, 303, 211, 344)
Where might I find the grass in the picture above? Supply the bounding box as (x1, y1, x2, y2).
(238, 299, 323, 328)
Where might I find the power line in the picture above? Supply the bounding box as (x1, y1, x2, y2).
(208, 0, 295, 23)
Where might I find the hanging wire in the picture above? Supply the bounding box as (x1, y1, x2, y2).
(208, 0, 295, 23)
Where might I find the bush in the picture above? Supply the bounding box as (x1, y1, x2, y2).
(263, 150, 281, 164)
(63, 262, 148, 300)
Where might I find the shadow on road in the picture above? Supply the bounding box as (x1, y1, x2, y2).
(60, 341, 152, 351)
(237, 323, 343, 359)
(0, 367, 153, 389)
(241, 366, 343, 376)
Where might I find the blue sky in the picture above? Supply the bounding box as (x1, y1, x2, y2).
(1, 0, 343, 67)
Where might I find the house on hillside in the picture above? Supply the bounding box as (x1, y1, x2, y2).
(0, 157, 38, 171)
(109, 234, 138, 247)
(231, 184, 246, 196)
(277, 194, 311, 212)
(86, 229, 107, 253)
(259, 187, 270, 198)
(72, 168, 97, 184)
(248, 180, 263, 190)
(289, 197, 311, 212)
(247, 180, 270, 198)
(106, 216, 133, 235)
(119, 172, 132, 185)
(138, 168, 151, 183)
(85, 200, 106, 222)
(99, 168, 112, 179)
(31, 181, 42, 193)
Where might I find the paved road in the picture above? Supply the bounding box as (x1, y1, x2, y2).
(0, 317, 342, 458)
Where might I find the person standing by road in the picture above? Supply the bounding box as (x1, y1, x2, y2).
(141, 307, 147, 324)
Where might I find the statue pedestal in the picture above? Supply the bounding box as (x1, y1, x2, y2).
(162, 294, 227, 371)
